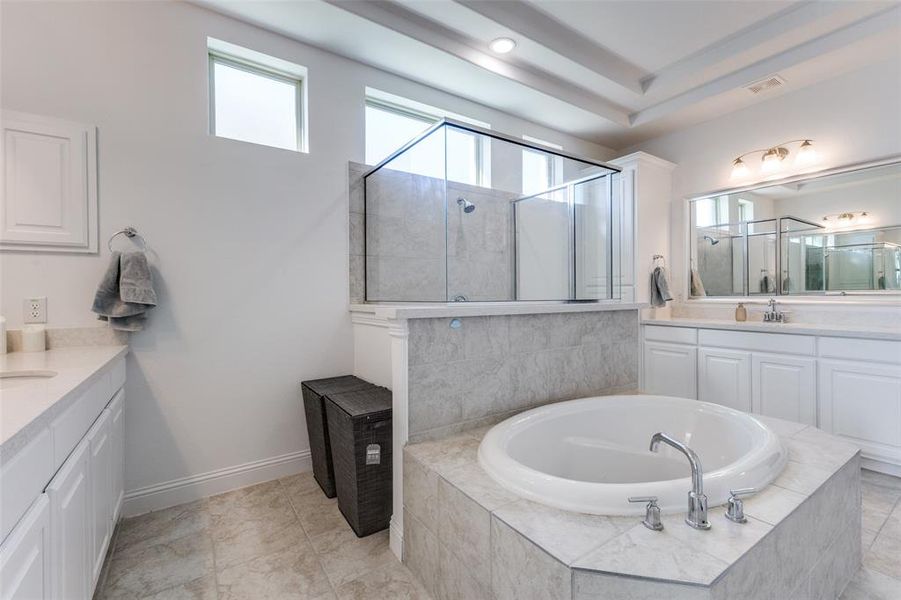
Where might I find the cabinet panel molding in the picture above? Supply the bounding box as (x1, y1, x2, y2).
(642, 341, 697, 399)
(698, 348, 751, 412)
(0, 494, 50, 600)
(752, 354, 816, 425)
(1, 110, 98, 253)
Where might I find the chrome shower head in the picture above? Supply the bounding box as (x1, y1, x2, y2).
(703, 235, 720, 246)
(457, 197, 475, 213)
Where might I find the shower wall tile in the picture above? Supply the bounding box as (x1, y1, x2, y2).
(407, 310, 640, 438)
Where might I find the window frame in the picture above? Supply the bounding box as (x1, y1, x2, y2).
(364, 96, 489, 187)
(208, 51, 306, 152)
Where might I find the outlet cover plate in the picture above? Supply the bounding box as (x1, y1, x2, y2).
(24, 297, 47, 324)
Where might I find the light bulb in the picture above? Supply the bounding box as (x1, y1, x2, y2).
(795, 140, 817, 165)
(761, 147, 787, 173)
(489, 37, 516, 54)
(731, 158, 749, 179)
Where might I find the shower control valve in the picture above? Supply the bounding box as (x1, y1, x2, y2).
(628, 496, 664, 531)
(725, 488, 756, 523)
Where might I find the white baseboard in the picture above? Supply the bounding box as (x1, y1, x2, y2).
(122, 450, 312, 517)
(389, 515, 403, 561)
(862, 457, 901, 478)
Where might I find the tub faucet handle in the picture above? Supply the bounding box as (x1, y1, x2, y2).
(725, 488, 756, 524)
(628, 496, 664, 531)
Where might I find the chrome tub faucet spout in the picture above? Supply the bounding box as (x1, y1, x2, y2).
(649, 432, 711, 530)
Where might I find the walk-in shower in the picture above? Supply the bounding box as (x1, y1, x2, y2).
(362, 119, 624, 302)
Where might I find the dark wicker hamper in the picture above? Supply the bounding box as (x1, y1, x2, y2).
(300, 376, 375, 498)
(325, 386, 393, 537)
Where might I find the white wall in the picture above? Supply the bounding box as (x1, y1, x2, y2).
(0, 1, 613, 506)
(632, 57, 901, 300)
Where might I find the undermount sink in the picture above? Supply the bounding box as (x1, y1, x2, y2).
(0, 369, 58, 389)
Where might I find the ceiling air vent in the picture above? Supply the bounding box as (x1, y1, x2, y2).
(745, 75, 785, 95)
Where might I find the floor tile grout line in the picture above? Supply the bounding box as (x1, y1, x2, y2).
(277, 476, 340, 597)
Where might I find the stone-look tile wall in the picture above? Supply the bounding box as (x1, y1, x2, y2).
(406, 310, 639, 440)
(403, 419, 862, 600)
(348, 162, 519, 303)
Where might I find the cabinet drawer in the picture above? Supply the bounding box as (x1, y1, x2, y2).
(698, 329, 815, 355)
(0, 429, 53, 543)
(819, 337, 901, 365)
(643, 325, 697, 345)
(50, 372, 110, 471)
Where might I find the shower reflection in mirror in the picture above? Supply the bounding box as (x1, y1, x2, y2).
(689, 160, 901, 297)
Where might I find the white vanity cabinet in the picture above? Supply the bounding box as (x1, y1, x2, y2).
(0, 495, 51, 600)
(817, 337, 901, 470)
(698, 348, 751, 412)
(641, 326, 697, 398)
(46, 441, 91, 600)
(641, 324, 901, 472)
(753, 353, 816, 424)
(0, 355, 125, 600)
(87, 410, 113, 587)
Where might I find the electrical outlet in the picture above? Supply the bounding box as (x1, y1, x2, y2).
(24, 297, 47, 324)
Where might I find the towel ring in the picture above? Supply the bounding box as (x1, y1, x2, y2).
(108, 227, 146, 252)
(652, 254, 666, 269)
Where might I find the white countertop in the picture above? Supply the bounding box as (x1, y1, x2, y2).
(642, 317, 901, 341)
(350, 301, 647, 319)
(0, 345, 128, 458)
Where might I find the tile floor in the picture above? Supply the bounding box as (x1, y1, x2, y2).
(94, 472, 431, 600)
(840, 469, 901, 600)
(96, 469, 900, 600)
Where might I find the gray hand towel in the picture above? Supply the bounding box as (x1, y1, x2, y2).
(92, 251, 156, 331)
(650, 266, 672, 307)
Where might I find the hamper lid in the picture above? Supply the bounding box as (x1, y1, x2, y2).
(301, 375, 374, 396)
(327, 387, 392, 419)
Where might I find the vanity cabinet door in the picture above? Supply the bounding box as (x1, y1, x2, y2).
(819, 359, 901, 467)
(87, 410, 112, 589)
(642, 341, 697, 399)
(698, 348, 751, 412)
(109, 390, 125, 525)
(752, 354, 816, 425)
(46, 440, 91, 600)
(0, 495, 50, 600)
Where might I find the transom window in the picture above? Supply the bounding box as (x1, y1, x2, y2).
(364, 91, 489, 186)
(208, 38, 307, 152)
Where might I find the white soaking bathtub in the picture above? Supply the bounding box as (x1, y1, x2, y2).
(477, 394, 787, 515)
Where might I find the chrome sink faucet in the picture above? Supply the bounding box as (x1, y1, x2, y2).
(763, 298, 786, 323)
(649, 432, 711, 530)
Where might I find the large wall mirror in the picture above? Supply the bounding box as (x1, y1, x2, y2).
(688, 160, 901, 297)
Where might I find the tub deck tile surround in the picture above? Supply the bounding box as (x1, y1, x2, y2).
(402, 414, 863, 599)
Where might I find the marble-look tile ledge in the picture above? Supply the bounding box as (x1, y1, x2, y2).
(403, 412, 860, 593)
(351, 301, 647, 320)
(6, 325, 129, 352)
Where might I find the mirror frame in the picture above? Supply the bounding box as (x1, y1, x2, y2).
(683, 155, 901, 302)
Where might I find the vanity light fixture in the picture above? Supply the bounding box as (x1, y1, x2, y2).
(822, 211, 868, 227)
(730, 139, 816, 178)
(489, 37, 516, 54)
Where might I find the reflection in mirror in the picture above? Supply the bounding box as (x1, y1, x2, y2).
(689, 161, 901, 297)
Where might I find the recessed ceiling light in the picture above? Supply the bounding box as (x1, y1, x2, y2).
(489, 37, 516, 54)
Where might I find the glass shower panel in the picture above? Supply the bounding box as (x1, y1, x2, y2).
(747, 220, 777, 295)
(363, 121, 621, 302)
(574, 175, 615, 300)
(514, 189, 570, 300)
(365, 126, 447, 301)
(694, 223, 742, 296)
